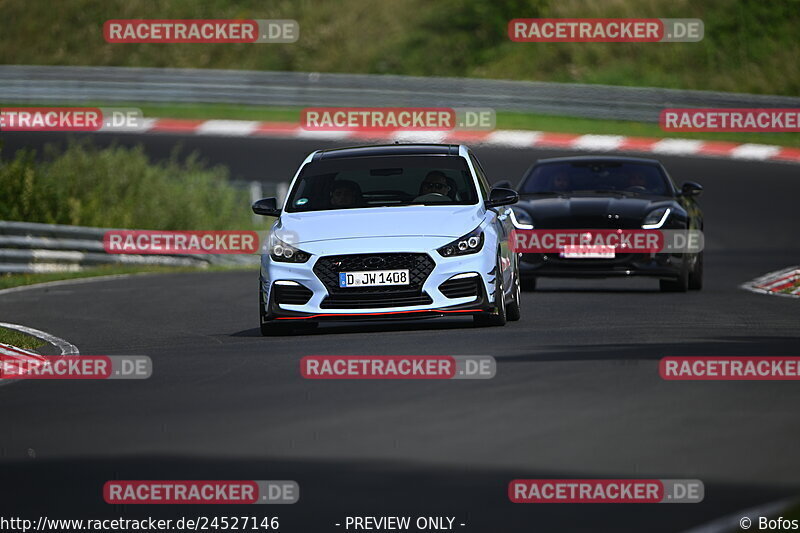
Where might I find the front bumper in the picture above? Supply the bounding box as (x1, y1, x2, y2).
(260, 238, 498, 322)
(519, 252, 685, 279)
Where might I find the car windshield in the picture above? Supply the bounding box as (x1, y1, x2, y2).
(520, 161, 671, 196)
(285, 155, 479, 212)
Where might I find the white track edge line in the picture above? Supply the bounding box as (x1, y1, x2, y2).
(0, 322, 78, 355)
(740, 265, 800, 299)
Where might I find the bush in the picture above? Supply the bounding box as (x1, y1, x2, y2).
(0, 141, 256, 230)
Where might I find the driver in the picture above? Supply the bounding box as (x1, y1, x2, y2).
(329, 180, 363, 208)
(627, 172, 648, 190)
(551, 172, 571, 192)
(419, 171, 452, 197)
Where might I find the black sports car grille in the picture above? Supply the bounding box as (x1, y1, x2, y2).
(439, 276, 480, 299)
(273, 283, 313, 305)
(314, 253, 435, 309)
(521, 252, 644, 266)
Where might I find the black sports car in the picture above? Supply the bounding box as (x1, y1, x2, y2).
(503, 156, 703, 292)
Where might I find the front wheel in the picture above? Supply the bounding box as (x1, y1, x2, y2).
(659, 254, 689, 292)
(688, 251, 703, 290)
(506, 260, 522, 322)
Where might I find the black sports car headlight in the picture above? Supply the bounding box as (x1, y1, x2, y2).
(642, 207, 671, 229)
(510, 207, 534, 229)
(269, 235, 310, 263)
(437, 227, 484, 257)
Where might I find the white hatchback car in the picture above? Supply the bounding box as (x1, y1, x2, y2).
(252, 144, 521, 335)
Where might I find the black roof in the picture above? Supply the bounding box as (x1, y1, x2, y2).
(312, 144, 460, 161)
(534, 155, 662, 165)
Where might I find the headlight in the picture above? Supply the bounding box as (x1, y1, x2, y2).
(510, 207, 534, 229)
(268, 235, 310, 263)
(437, 226, 484, 257)
(642, 207, 671, 229)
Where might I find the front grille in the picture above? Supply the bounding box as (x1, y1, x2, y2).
(321, 292, 433, 309)
(439, 276, 480, 299)
(273, 283, 313, 305)
(314, 253, 435, 294)
(314, 253, 435, 309)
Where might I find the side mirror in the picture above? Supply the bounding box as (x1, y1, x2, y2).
(680, 181, 703, 197)
(252, 197, 281, 217)
(494, 180, 515, 191)
(485, 187, 519, 208)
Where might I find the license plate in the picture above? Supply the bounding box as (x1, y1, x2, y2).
(560, 245, 616, 259)
(339, 269, 410, 287)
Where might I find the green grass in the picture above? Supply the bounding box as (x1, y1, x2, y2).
(0, 0, 798, 96)
(0, 327, 46, 351)
(0, 140, 264, 296)
(779, 280, 800, 294)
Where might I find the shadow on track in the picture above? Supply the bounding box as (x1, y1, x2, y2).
(231, 318, 480, 338)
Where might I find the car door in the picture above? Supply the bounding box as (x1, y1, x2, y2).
(469, 152, 516, 291)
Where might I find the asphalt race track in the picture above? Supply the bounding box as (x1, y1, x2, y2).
(1, 132, 799, 532)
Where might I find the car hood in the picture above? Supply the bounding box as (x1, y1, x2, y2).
(275, 205, 484, 244)
(516, 194, 674, 229)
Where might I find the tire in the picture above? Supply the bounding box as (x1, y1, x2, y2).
(659, 255, 689, 292)
(521, 276, 537, 291)
(474, 259, 507, 327)
(688, 251, 703, 291)
(506, 259, 522, 322)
